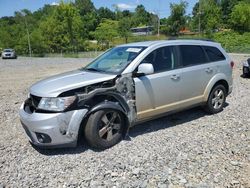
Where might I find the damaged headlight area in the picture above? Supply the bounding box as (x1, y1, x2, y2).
(243, 61, 250, 67)
(38, 96, 76, 112)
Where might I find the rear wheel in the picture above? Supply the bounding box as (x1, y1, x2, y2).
(243, 67, 250, 78)
(84, 109, 125, 149)
(205, 84, 226, 114)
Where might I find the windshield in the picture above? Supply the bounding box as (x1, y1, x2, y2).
(84, 46, 146, 74)
(3, 49, 13, 52)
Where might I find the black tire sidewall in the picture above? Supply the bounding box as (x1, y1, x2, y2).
(85, 109, 124, 149)
(243, 67, 250, 77)
(207, 85, 226, 114)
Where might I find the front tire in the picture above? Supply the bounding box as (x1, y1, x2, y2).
(84, 109, 125, 149)
(205, 84, 226, 114)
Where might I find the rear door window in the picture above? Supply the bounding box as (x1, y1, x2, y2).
(203, 46, 226, 62)
(179, 45, 208, 67)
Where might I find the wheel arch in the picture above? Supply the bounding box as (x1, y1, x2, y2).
(77, 93, 131, 142)
(203, 74, 229, 101)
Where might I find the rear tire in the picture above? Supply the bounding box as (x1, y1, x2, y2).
(243, 67, 249, 78)
(205, 84, 226, 114)
(84, 109, 125, 149)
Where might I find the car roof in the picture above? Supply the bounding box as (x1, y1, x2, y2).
(3, 48, 14, 51)
(118, 39, 221, 48)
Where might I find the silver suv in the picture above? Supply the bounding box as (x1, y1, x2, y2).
(19, 40, 233, 149)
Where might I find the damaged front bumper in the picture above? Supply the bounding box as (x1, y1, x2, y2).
(19, 103, 88, 148)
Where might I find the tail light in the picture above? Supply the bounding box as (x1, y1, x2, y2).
(230, 61, 234, 68)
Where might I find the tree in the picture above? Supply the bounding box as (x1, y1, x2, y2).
(40, 2, 84, 52)
(91, 19, 118, 48)
(221, 0, 241, 25)
(33, 4, 56, 21)
(74, 0, 95, 16)
(159, 18, 170, 35)
(122, 10, 132, 17)
(202, 0, 222, 34)
(97, 7, 115, 20)
(30, 29, 47, 55)
(230, 1, 250, 32)
(132, 5, 150, 26)
(191, 0, 221, 34)
(118, 17, 132, 43)
(168, 1, 188, 36)
(82, 12, 99, 39)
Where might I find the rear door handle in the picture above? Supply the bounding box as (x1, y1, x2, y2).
(205, 68, 213, 73)
(171, 74, 180, 80)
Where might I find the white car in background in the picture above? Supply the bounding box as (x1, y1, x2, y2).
(2, 49, 17, 59)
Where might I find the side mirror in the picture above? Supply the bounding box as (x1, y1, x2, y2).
(137, 63, 154, 76)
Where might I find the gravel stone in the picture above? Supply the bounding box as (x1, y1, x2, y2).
(0, 55, 249, 187)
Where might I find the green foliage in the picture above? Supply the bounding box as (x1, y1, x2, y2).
(191, 0, 222, 34)
(230, 1, 250, 32)
(74, 0, 95, 16)
(168, 1, 188, 36)
(97, 7, 115, 20)
(132, 5, 151, 26)
(213, 31, 250, 53)
(118, 17, 132, 43)
(39, 2, 84, 52)
(82, 12, 99, 39)
(30, 29, 47, 55)
(91, 19, 119, 48)
(0, 0, 250, 55)
(221, 0, 241, 25)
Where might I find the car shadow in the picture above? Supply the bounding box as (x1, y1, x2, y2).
(31, 139, 93, 156)
(34, 104, 229, 156)
(128, 107, 207, 138)
(128, 102, 229, 138)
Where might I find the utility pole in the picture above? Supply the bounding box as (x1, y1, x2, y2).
(157, 11, 160, 37)
(22, 12, 32, 57)
(198, 0, 201, 36)
(157, 0, 160, 37)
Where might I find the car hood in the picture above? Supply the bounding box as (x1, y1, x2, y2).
(29, 70, 117, 97)
(2, 52, 14, 54)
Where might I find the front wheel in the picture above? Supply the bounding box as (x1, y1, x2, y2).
(84, 109, 125, 149)
(205, 84, 226, 114)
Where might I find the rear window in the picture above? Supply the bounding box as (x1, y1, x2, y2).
(179, 45, 208, 67)
(203, 46, 226, 62)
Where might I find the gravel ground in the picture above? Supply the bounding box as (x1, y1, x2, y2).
(0, 55, 249, 187)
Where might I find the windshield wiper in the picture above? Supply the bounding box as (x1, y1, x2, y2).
(85, 67, 100, 72)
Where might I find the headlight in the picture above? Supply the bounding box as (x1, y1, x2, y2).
(38, 96, 76, 112)
(243, 61, 249, 67)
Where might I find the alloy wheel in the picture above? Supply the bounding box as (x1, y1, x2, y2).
(98, 111, 122, 141)
(211, 89, 225, 109)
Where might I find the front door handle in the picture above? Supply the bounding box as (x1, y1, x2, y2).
(171, 75, 180, 80)
(205, 68, 213, 73)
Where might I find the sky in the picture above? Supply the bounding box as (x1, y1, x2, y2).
(0, 0, 198, 18)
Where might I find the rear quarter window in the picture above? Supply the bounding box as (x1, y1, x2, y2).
(203, 46, 226, 62)
(179, 45, 208, 67)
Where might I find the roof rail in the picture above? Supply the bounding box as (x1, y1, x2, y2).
(168, 37, 215, 42)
